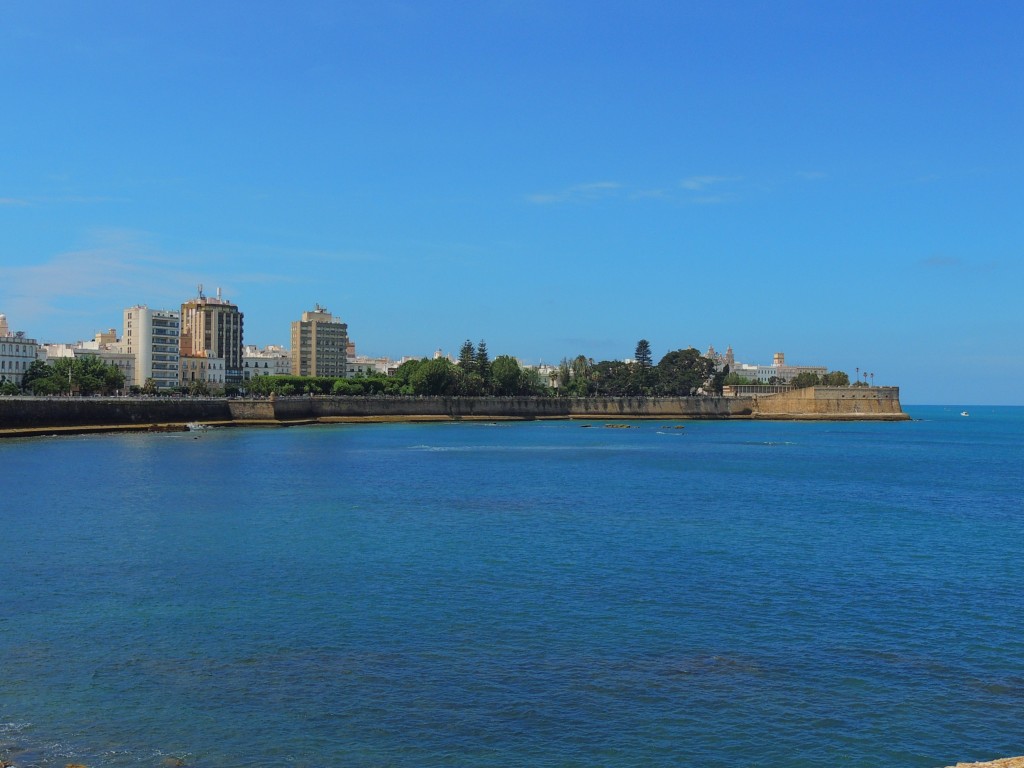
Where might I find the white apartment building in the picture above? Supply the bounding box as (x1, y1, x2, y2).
(243, 344, 291, 381)
(0, 313, 38, 387)
(123, 306, 180, 390)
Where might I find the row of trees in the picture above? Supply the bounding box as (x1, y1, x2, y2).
(244, 342, 547, 398)
(555, 341, 722, 397)
(12, 358, 126, 396)
(789, 371, 851, 388)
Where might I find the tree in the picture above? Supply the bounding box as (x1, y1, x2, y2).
(332, 378, 361, 395)
(393, 358, 427, 387)
(29, 377, 61, 395)
(188, 379, 211, 396)
(460, 372, 486, 396)
(410, 357, 462, 396)
(457, 340, 476, 373)
(25, 356, 125, 396)
(710, 363, 730, 395)
(557, 358, 572, 391)
(592, 360, 633, 396)
(632, 339, 655, 395)
(475, 340, 490, 385)
(520, 366, 548, 395)
(723, 371, 753, 386)
(822, 371, 850, 386)
(141, 378, 159, 395)
(21, 360, 51, 392)
(490, 355, 524, 396)
(791, 372, 821, 389)
(634, 339, 653, 369)
(566, 355, 594, 397)
(656, 348, 715, 396)
(0, 380, 21, 396)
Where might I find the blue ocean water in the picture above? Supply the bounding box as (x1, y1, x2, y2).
(1, 406, 1022, 768)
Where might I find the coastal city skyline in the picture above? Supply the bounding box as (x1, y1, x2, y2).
(2, 2, 1022, 405)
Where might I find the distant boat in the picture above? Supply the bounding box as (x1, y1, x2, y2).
(186, 422, 209, 431)
(960, 411, 969, 417)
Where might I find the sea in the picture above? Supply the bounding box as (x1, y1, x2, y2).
(1, 405, 1022, 768)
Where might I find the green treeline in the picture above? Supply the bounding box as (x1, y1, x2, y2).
(8, 358, 126, 396)
(246, 339, 729, 398)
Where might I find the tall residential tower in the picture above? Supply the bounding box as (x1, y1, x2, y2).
(123, 305, 180, 390)
(290, 305, 348, 377)
(180, 286, 244, 385)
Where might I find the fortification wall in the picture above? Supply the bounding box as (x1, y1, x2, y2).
(0, 388, 906, 435)
(751, 386, 907, 419)
(235, 395, 754, 421)
(0, 397, 231, 430)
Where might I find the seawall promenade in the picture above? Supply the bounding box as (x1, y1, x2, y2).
(0, 387, 908, 437)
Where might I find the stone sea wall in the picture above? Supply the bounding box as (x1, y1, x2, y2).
(0, 396, 231, 430)
(0, 387, 908, 436)
(243, 395, 757, 421)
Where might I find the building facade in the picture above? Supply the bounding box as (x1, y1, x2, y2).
(243, 345, 291, 381)
(179, 354, 227, 390)
(708, 346, 828, 384)
(180, 287, 244, 385)
(0, 313, 38, 387)
(290, 305, 348, 377)
(123, 306, 180, 390)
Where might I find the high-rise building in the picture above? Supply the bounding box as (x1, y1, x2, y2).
(180, 286, 244, 385)
(290, 305, 348, 377)
(123, 305, 180, 390)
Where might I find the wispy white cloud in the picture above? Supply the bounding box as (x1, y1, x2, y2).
(796, 171, 826, 181)
(528, 175, 744, 206)
(0, 229, 385, 340)
(0, 231, 196, 326)
(0, 229, 259, 338)
(679, 175, 737, 191)
(0, 197, 29, 206)
(526, 181, 622, 204)
(630, 188, 671, 200)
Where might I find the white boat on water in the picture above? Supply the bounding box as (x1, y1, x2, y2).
(186, 422, 209, 431)
(960, 411, 969, 417)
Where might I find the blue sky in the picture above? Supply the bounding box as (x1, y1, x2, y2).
(2, 1, 1022, 404)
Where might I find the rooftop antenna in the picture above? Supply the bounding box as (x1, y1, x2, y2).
(217, 287, 222, 300)
(198, 283, 204, 299)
